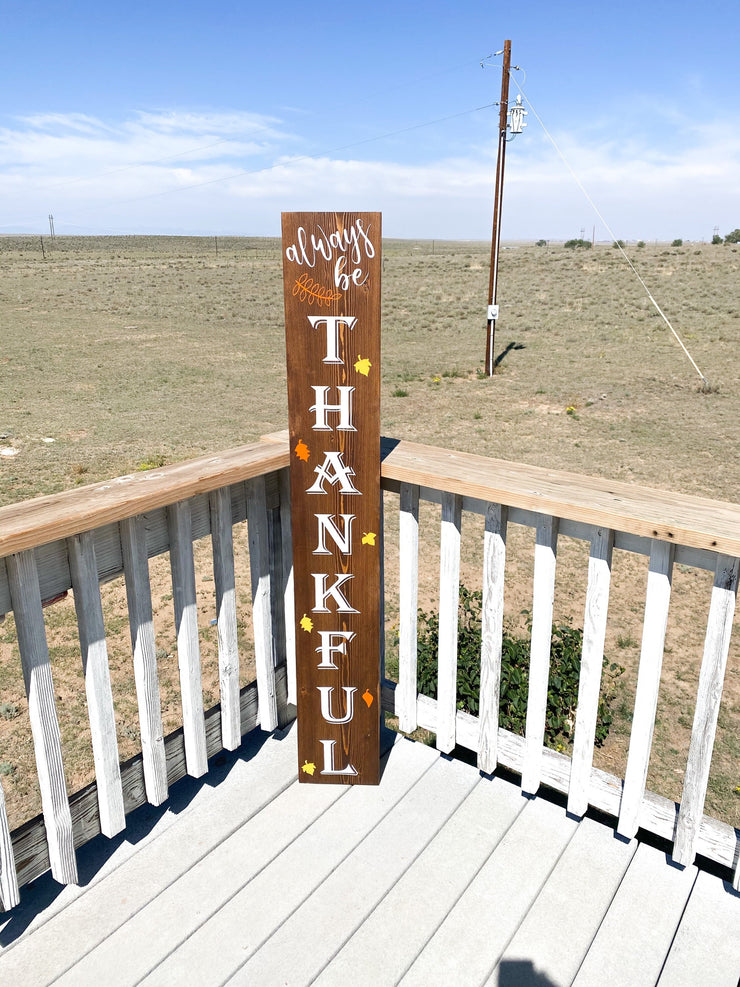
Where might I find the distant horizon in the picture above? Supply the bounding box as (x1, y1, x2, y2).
(3, 0, 739, 244)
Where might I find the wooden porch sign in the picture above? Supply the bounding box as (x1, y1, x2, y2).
(281, 212, 382, 785)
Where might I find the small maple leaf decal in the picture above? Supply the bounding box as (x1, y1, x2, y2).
(301, 760, 316, 776)
(354, 355, 372, 376)
(361, 531, 377, 546)
(362, 690, 374, 708)
(299, 613, 314, 633)
(295, 440, 310, 462)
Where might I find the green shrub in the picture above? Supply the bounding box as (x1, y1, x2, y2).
(416, 586, 623, 749)
(564, 238, 591, 250)
(724, 228, 740, 244)
(671, 238, 683, 247)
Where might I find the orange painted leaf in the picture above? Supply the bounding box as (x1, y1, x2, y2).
(292, 273, 342, 307)
(362, 690, 374, 708)
(295, 439, 310, 462)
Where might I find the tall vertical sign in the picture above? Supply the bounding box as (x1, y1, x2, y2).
(282, 212, 382, 785)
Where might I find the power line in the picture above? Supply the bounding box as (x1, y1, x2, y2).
(509, 72, 710, 387)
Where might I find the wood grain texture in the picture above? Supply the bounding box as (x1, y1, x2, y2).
(277, 468, 297, 707)
(673, 554, 739, 865)
(436, 492, 462, 754)
(379, 438, 740, 557)
(618, 540, 675, 838)
(68, 531, 126, 838)
(568, 526, 613, 817)
(209, 488, 242, 751)
(0, 777, 19, 911)
(247, 476, 279, 733)
(167, 502, 208, 778)
(0, 438, 289, 560)
(120, 517, 168, 806)
(478, 504, 507, 774)
(522, 515, 559, 794)
(282, 212, 381, 784)
(397, 483, 420, 734)
(6, 551, 78, 885)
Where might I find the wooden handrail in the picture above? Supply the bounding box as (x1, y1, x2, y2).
(1, 431, 738, 559)
(0, 435, 290, 559)
(380, 437, 740, 557)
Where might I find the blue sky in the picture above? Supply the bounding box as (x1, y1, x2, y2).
(1, 0, 738, 240)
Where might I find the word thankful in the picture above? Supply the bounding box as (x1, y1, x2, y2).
(299, 313, 374, 777)
(285, 219, 375, 290)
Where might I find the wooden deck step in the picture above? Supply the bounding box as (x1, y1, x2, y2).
(398, 793, 580, 986)
(236, 753, 481, 985)
(572, 841, 698, 986)
(137, 734, 444, 986)
(0, 726, 300, 984)
(314, 774, 528, 986)
(1, 731, 738, 987)
(657, 868, 740, 987)
(489, 815, 638, 985)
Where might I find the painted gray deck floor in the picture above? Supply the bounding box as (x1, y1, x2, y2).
(1, 724, 738, 987)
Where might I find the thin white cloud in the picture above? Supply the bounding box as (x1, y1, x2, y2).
(0, 107, 737, 240)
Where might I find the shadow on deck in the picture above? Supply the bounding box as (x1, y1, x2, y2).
(1, 724, 738, 987)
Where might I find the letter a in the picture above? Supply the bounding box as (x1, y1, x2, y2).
(306, 451, 360, 495)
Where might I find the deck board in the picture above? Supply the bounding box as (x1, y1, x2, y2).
(0, 726, 737, 987)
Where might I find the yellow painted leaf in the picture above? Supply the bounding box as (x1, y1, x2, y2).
(354, 355, 372, 376)
(361, 531, 376, 546)
(301, 760, 316, 776)
(299, 613, 314, 633)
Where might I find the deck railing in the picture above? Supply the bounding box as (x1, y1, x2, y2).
(0, 432, 738, 910)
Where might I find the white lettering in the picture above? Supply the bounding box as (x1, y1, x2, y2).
(319, 739, 358, 776)
(307, 315, 357, 364)
(310, 386, 356, 432)
(306, 451, 360, 495)
(312, 573, 358, 613)
(316, 630, 355, 669)
(313, 514, 355, 555)
(318, 686, 357, 725)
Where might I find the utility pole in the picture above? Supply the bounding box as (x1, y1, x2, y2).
(485, 40, 511, 377)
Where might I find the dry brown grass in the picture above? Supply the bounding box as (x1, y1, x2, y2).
(1, 234, 738, 830)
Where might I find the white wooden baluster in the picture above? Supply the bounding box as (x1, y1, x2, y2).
(398, 483, 420, 734)
(521, 514, 559, 795)
(568, 526, 614, 817)
(278, 468, 297, 707)
(617, 540, 675, 838)
(246, 476, 278, 732)
(6, 550, 78, 884)
(0, 773, 20, 910)
(478, 503, 508, 774)
(168, 501, 208, 778)
(68, 531, 126, 837)
(673, 554, 739, 866)
(436, 492, 462, 754)
(120, 516, 168, 806)
(209, 487, 241, 750)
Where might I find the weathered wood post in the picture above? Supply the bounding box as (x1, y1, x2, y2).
(282, 211, 382, 784)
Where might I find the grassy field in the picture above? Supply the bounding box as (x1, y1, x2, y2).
(1, 234, 738, 830)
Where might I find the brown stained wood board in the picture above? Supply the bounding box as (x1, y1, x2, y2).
(282, 212, 381, 785)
